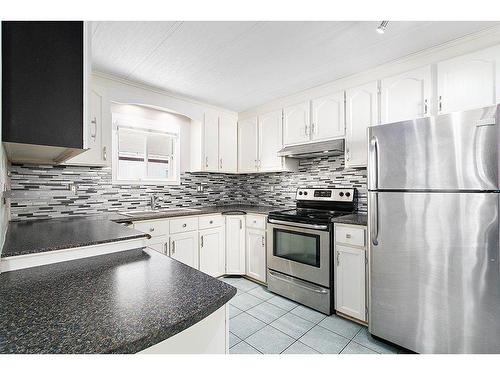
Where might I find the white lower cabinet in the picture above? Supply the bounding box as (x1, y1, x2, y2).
(149, 241, 168, 255)
(225, 215, 246, 274)
(199, 227, 225, 277)
(170, 232, 199, 269)
(246, 228, 266, 283)
(334, 224, 367, 322)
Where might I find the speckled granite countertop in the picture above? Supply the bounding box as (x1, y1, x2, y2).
(2, 217, 149, 258)
(333, 213, 368, 226)
(0, 248, 236, 354)
(111, 204, 280, 223)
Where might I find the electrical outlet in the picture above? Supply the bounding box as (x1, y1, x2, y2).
(270, 185, 275, 192)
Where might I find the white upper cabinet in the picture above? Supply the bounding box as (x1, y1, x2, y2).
(437, 45, 500, 114)
(238, 117, 259, 173)
(380, 66, 432, 124)
(65, 88, 108, 166)
(311, 92, 345, 140)
(345, 81, 379, 168)
(283, 101, 310, 145)
(258, 110, 284, 172)
(203, 111, 219, 172)
(218, 114, 238, 173)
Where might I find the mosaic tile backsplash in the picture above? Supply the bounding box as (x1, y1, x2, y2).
(9, 155, 367, 220)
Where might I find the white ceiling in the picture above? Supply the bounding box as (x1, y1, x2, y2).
(92, 21, 500, 112)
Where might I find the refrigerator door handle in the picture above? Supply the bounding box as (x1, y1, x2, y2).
(370, 192, 379, 246)
(368, 136, 379, 190)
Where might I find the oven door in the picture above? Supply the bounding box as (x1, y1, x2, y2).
(267, 218, 331, 287)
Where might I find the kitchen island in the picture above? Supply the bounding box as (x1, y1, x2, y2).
(0, 248, 236, 354)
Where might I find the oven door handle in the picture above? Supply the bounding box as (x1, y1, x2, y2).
(268, 270, 329, 294)
(267, 218, 329, 231)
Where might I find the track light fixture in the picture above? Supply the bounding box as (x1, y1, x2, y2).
(377, 21, 389, 34)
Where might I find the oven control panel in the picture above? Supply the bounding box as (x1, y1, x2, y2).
(296, 188, 355, 202)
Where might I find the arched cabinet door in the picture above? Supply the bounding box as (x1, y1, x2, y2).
(380, 66, 432, 124)
(283, 101, 310, 146)
(437, 45, 500, 114)
(311, 91, 345, 141)
(345, 81, 379, 168)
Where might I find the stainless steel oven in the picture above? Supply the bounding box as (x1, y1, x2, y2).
(265, 188, 356, 315)
(267, 219, 330, 287)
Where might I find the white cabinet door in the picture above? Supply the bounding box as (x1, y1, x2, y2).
(345, 81, 379, 168)
(246, 228, 266, 283)
(335, 244, 366, 321)
(258, 110, 283, 172)
(64, 89, 106, 166)
(238, 117, 258, 173)
(199, 227, 225, 277)
(381, 66, 432, 124)
(437, 45, 500, 114)
(219, 114, 238, 173)
(283, 102, 310, 145)
(225, 215, 246, 274)
(311, 92, 345, 141)
(149, 241, 168, 255)
(170, 232, 199, 269)
(203, 111, 219, 172)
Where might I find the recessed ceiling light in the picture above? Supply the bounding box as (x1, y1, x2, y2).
(377, 21, 389, 34)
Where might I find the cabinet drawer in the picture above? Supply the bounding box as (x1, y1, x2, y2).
(246, 214, 266, 230)
(199, 214, 224, 229)
(335, 225, 365, 247)
(134, 219, 169, 238)
(170, 216, 199, 234)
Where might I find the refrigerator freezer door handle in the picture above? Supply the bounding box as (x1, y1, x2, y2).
(370, 192, 379, 246)
(368, 136, 379, 190)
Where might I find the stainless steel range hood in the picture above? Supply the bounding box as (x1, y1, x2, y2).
(277, 139, 344, 159)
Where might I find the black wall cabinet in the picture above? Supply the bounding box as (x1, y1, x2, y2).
(2, 21, 84, 149)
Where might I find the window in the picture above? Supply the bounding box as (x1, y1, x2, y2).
(112, 111, 180, 184)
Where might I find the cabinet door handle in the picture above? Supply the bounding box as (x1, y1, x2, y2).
(90, 117, 97, 139)
(424, 99, 428, 115)
(164, 242, 169, 255)
(182, 223, 187, 228)
(102, 146, 107, 161)
(261, 236, 265, 246)
(239, 220, 242, 229)
(337, 251, 340, 266)
(205, 156, 209, 168)
(149, 227, 155, 232)
(438, 95, 443, 112)
(346, 233, 351, 239)
(346, 148, 350, 161)
(209, 220, 213, 224)
(171, 241, 175, 254)
(201, 235, 204, 248)
(311, 122, 315, 135)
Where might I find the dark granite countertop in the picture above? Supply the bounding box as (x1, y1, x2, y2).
(333, 213, 368, 226)
(111, 204, 280, 223)
(2, 217, 150, 258)
(0, 248, 236, 354)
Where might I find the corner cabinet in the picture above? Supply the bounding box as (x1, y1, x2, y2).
(437, 45, 500, 114)
(225, 215, 246, 275)
(245, 214, 267, 283)
(345, 81, 379, 168)
(199, 227, 225, 277)
(237, 111, 298, 173)
(334, 223, 367, 323)
(380, 66, 432, 124)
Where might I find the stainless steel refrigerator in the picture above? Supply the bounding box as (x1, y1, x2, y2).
(367, 105, 500, 354)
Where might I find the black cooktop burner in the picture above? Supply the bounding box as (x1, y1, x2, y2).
(268, 208, 351, 225)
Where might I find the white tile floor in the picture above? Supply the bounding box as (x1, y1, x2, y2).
(221, 276, 407, 354)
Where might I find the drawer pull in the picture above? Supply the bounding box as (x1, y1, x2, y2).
(209, 220, 213, 224)
(183, 223, 187, 228)
(345, 233, 351, 239)
(149, 227, 155, 232)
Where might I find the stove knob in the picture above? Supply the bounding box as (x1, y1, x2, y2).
(345, 192, 351, 197)
(339, 192, 344, 197)
(298, 191, 303, 195)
